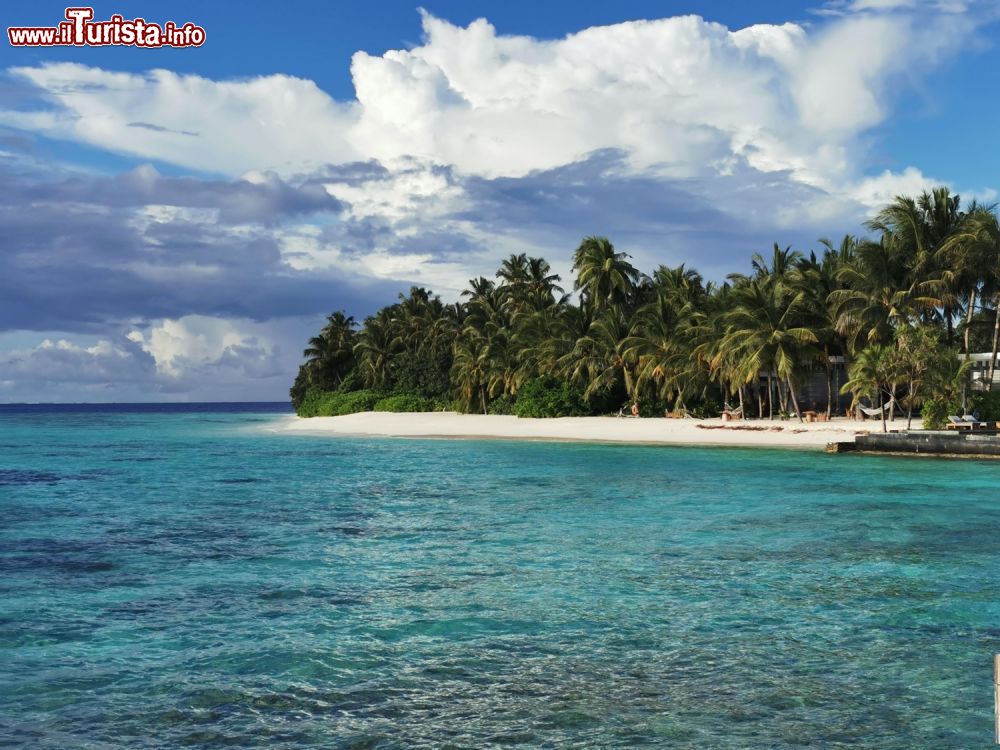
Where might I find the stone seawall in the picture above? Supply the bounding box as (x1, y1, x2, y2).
(854, 431, 1000, 457)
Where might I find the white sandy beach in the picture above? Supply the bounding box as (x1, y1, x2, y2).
(277, 412, 899, 449)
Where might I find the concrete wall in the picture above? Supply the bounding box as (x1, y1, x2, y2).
(856, 431, 1000, 457)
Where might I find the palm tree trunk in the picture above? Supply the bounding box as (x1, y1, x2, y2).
(888, 383, 896, 423)
(824, 349, 833, 420)
(989, 295, 1000, 392)
(766, 372, 774, 420)
(786, 376, 803, 423)
(480, 385, 487, 415)
(964, 287, 977, 360)
(757, 380, 764, 420)
(738, 385, 745, 418)
(879, 388, 887, 433)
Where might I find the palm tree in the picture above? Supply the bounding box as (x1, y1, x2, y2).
(354, 311, 398, 390)
(303, 311, 357, 390)
(463, 277, 506, 329)
(533, 303, 595, 380)
(626, 266, 709, 410)
(497, 253, 531, 285)
(894, 325, 953, 429)
(525, 256, 564, 310)
(729, 243, 802, 287)
(572, 236, 640, 311)
(555, 305, 636, 402)
(828, 237, 939, 352)
(627, 308, 704, 410)
(690, 282, 761, 415)
(720, 279, 818, 421)
(793, 243, 852, 417)
(393, 287, 439, 353)
(294, 190, 980, 425)
(867, 188, 962, 340)
(482, 329, 518, 401)
(452, 331, 491, 414)
(840, 344, 896, 433)
(940, 205, 1000, 386)
(650, 264, 705, 318)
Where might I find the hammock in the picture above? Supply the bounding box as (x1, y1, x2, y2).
(858, 398, 897, 417)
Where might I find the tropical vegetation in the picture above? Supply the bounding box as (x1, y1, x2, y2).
(292, 188, 1000, 431)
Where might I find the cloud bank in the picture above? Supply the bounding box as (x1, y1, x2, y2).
(0, 6, 993, 399)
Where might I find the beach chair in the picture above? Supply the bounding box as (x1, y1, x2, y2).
(961, 414, 994, 430)
(947, 415, 993, 431)
(946, 415, 969, 430)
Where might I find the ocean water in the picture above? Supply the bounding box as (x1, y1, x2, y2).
(2, 405, 1000, 749)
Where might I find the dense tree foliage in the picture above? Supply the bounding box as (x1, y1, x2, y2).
(292, 188, 1000, 430)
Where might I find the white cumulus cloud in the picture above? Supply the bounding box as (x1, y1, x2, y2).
(2, 65, 357, 175)
(127, 315, 283, 379)
(0, 5, 996, 400)
(2, 7, 981, 197)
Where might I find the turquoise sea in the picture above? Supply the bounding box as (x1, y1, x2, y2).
(2, 404, 1000, 748)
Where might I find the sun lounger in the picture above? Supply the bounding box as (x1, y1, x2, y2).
(946, 415, 971, 430)
(946, 415, 995, 431)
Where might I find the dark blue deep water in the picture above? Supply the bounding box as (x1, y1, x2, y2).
(2, 405, 1000, 748)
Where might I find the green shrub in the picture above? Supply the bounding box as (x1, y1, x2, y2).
(636, 399, 671, 418)
(296, 388, 385, 417)
(687, 394, 724, 419)
(487, 395, 515, 415)
(373, 394, 446, 412)
(289, 366, 310, 411)
(586, 383, 627, 416)
(968, 391, 1000, 421)
(334, 369, 363, 393)
(921, 397, 960, 430)
(332, 389, 384, 415)
(388, 350, 452, 398)
(514, 378, 588, 418)
(296, 388, 326, 417)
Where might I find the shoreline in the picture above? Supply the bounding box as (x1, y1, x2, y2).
(276, 412, 886, 450)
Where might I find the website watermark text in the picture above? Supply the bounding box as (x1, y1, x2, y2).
(8, 7, 206, 48)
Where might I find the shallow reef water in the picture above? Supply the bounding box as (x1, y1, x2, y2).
(1, 404, 999, 748)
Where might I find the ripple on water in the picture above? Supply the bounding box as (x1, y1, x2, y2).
(0, 469, 61, 485)
(2, 419, 1000, 748)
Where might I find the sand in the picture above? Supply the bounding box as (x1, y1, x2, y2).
(275, 412, 897, 449)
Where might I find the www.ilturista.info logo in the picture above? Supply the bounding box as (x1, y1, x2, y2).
(8, 7, 205, 48)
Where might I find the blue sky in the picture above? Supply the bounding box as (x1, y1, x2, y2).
(1, 0, 999, 401)
(5, 1, 1000, 185)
